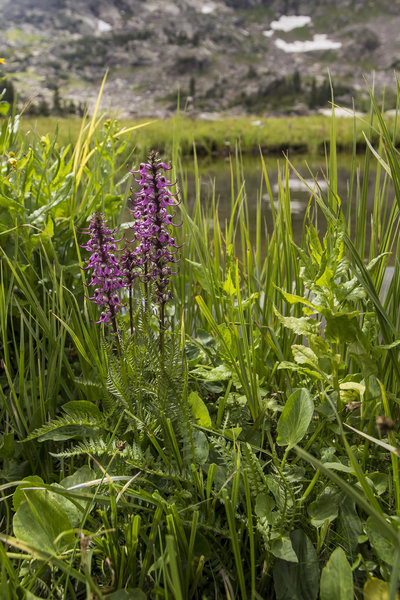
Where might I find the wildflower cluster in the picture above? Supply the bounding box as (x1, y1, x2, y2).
(129, 150, 181, 305)
(81, 152, 181, 334)
(81, 212, 124, 323)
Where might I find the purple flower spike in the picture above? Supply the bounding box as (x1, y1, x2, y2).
(128, 151, 182, 306)
(81, 212, 124, 323)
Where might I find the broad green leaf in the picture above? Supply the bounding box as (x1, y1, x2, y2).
(339, 381, 365, 397)
(255, 493, 276, 523)
(188, 391, 212, 427)
(62, 400, 102, 419)
(274, 310, 320, 336)
(13, 476, 84, 527)
(291, 345, 319, 367)
(338, 498, 362, 554)
(193, 430, 209, 464)
(223, 270, 236, 295)
(273, 529, 319, 600)
(277, 288, 319, 311)
(308, 487, 339, 528)
(13, 476, 45, 511)
(278, 361, 324, 381)
(363, 577, 400, 600)
(13, 489, 74, 554)
(45, 216, 54, 238)
(190, 364, 232, 382)
(61, 465, 97, 490)
(49, 483, 84, 528)
(369, 473, 388, 496)
(316, 267, 333, 287)
(271, 536, 298, 563)
(324, 313, 361, 344)
(224, 427, 242, 439)
(320, 547, 354, 600)
(38, 423, 100, 442)
(277, 388, 314, 448)
(366, 517, 397, 566)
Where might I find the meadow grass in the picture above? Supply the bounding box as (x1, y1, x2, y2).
(1, 85, 400, 599)
(20, 110, 400, 158)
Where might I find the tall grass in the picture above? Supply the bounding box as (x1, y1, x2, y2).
(1, 84, 400, 598)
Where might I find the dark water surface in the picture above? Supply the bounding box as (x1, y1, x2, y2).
(182, 153, 393, 250)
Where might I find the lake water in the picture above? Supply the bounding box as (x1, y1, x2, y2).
(182, 153, 394, 251)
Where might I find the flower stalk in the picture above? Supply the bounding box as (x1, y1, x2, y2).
(128, 151, 182, 350)
(81, 212, 124, 352)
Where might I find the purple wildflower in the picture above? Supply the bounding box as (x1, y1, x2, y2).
(128, 151, 181, 306)
(81, 212, 124, 324)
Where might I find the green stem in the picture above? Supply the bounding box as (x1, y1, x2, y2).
(160, 300, 165, 356)
(109, 304, 121, 358)
(280, 447, 290, 470)
(299, 470, 320, 503)
(129, 285, 134, 336)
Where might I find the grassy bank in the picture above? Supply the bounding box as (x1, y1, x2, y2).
(1, 89, 400, 599)
(20, 110, 398, 157)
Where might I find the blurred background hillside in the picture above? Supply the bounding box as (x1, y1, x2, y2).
(2, 0, 400, 117)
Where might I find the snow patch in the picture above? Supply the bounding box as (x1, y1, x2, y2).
(97, 19, 112, 33)
(262, 30, 274, 38)
(275, 34, 342, 53)
(201, 3, 217, 14)
(270, 15, 312, 32)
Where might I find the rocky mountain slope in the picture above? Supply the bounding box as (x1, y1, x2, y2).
(1, 0, 400, 116)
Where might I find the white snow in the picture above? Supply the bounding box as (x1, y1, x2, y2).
(270, 15, 312, 32)
(201, 3, 217, 14)
(275, 34, 342, 53)
(97, 19, 112, 33)
(262, 30, 274, 38)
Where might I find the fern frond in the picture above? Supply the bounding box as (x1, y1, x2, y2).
(25, 414, 104, 441)
(242, 442, 271, 494)
(73, 377, 103, 390)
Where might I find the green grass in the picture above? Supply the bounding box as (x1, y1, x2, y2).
(20, 111, 398, 157)
(1, 82, 400, 598)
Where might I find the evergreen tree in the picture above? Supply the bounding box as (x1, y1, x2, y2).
(38, 96, 50, 116)
(52, 85, 62, 114)
(293, 70, 302, 93)
(309, 78, 318, 109)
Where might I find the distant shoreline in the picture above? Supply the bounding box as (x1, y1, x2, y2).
(20, 112, 397, 157)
